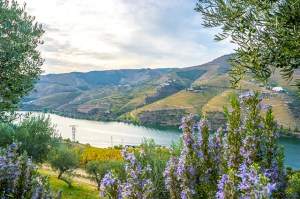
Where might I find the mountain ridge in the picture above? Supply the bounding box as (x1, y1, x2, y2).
(22, 54, 300, 129)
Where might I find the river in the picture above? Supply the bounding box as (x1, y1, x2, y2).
(19, 112, 300, 169)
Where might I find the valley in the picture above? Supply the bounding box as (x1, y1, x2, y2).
(22, 54, 300, 129)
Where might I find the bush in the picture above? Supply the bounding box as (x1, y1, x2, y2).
(286, 174, 300, 199)
(86, 160, 125, 190)
(137, 139, 170, 198)
(16, 114, 61, 164)
(0, 143, 57, 198)
(99, 148, 154, 199)
(0, 122, 15, 147)
(164, 91, 287, 198)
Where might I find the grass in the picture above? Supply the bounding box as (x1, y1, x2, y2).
(262, 97, 298, 128)
(192, 73, 231, 87)
(201, 89, 236, 114)
(39, 168, 99, 199)
(133, 90, 222, 115)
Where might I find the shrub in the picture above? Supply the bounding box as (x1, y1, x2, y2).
(164, 91, 287, 198)
(16, 114, 61, 164)
(0, 143, 57, 198)
(286, 174, 300, 198)
(0, 122, 15, 147)
(99, 148, 154, 199)
(86, 160, 125, 190)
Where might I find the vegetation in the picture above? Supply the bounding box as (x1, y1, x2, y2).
(195, 0, 300, 92)
(100, 91, 288, 198)
(39, 168, 99, 199)
(0, 115, 61, 163)
(0, 0, 44, 121)
(0, 143, 57, 198)
(49, 146, 80, 187)
(79, 147, 123, 165)
(86, 160, 125, 190)
(16, 115, 61, 163)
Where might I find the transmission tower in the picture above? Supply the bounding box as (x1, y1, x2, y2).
(70, 125, 78, 147)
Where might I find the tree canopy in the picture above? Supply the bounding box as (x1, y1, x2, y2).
(195, 0, 300, 91)
(0, 0, 44, 120)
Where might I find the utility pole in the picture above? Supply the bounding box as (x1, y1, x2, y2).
(70, 125, 78, 147)
(111, 136, 113, 148)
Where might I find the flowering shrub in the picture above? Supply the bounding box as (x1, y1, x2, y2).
(99, 148, 154, 199)
(0, 143, 57, 198)
(164, 90, 287, 198)
(164, 115, 223, 198)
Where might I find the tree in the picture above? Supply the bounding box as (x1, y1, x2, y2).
(49, 146, 79, 188)
(16, 114, 61, 164)
(0, 0, 44, 121)
(86, 160, 124, 190)
(195, 0, 300, 92)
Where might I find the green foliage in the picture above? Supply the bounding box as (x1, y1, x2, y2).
(286, 174, 300, 198)
(39, 168, 99, 199)
(16, 114, 60, 164)
(0, 0, 44, 121)
(86, 160, 125, 190)
(0, 122, 15, 147)
(175, 69, 207, 81)
(49, 146, 80, 187)
(0, 143, 58, 198)
(195, 0, 300, 91)
(136, 139, 171, 198)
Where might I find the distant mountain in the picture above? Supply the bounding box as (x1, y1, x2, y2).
(22, 55, 300, 129)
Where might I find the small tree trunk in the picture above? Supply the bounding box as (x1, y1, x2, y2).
(93, 171, 101, 191)
(58, 170, 72, 188)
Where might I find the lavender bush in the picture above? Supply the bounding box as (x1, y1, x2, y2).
(99, 148, 155, 199)
(164, 91, 287, 198)
(0, 143, 57, 198)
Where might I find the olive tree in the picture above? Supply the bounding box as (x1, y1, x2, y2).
(0, 0, 44, 121)
(195, 0, 300, 91)
(49, 146, 79, 188)
(86, 160, 124, 190)
(16, 114, 61, 164)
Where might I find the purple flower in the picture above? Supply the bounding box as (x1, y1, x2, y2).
(264, 104, 272, 110)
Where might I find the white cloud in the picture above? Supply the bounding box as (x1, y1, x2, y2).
(20, 0, 236, 74)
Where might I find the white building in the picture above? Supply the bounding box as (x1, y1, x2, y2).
(272, 86, 284, 92)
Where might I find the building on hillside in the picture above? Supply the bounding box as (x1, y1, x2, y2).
(272, 86, 285, 92)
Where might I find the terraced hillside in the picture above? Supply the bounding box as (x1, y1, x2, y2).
(22, 55, 300, 128)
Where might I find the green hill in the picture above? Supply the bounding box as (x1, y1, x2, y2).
(21, 55, 300, 128)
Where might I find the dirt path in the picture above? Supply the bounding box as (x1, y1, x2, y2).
(40, 165, 97, 187)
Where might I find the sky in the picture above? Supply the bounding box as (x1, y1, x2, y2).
(20, 0, 236, 74)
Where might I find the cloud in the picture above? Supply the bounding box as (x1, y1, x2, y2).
(20, 0, 236, 74)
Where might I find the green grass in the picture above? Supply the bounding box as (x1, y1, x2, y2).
(39, 169, 99, 199)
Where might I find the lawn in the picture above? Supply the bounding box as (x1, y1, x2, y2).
(39, 168, 99, 199)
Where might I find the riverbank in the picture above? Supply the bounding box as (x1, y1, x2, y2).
(18, 111, 300, 169)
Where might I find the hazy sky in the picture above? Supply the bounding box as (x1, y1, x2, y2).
(21, 0, 236, 74)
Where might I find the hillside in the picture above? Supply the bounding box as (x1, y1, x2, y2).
(21, 55, 300, 129)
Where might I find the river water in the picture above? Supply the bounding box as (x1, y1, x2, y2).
(19, 112, 300, 169)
